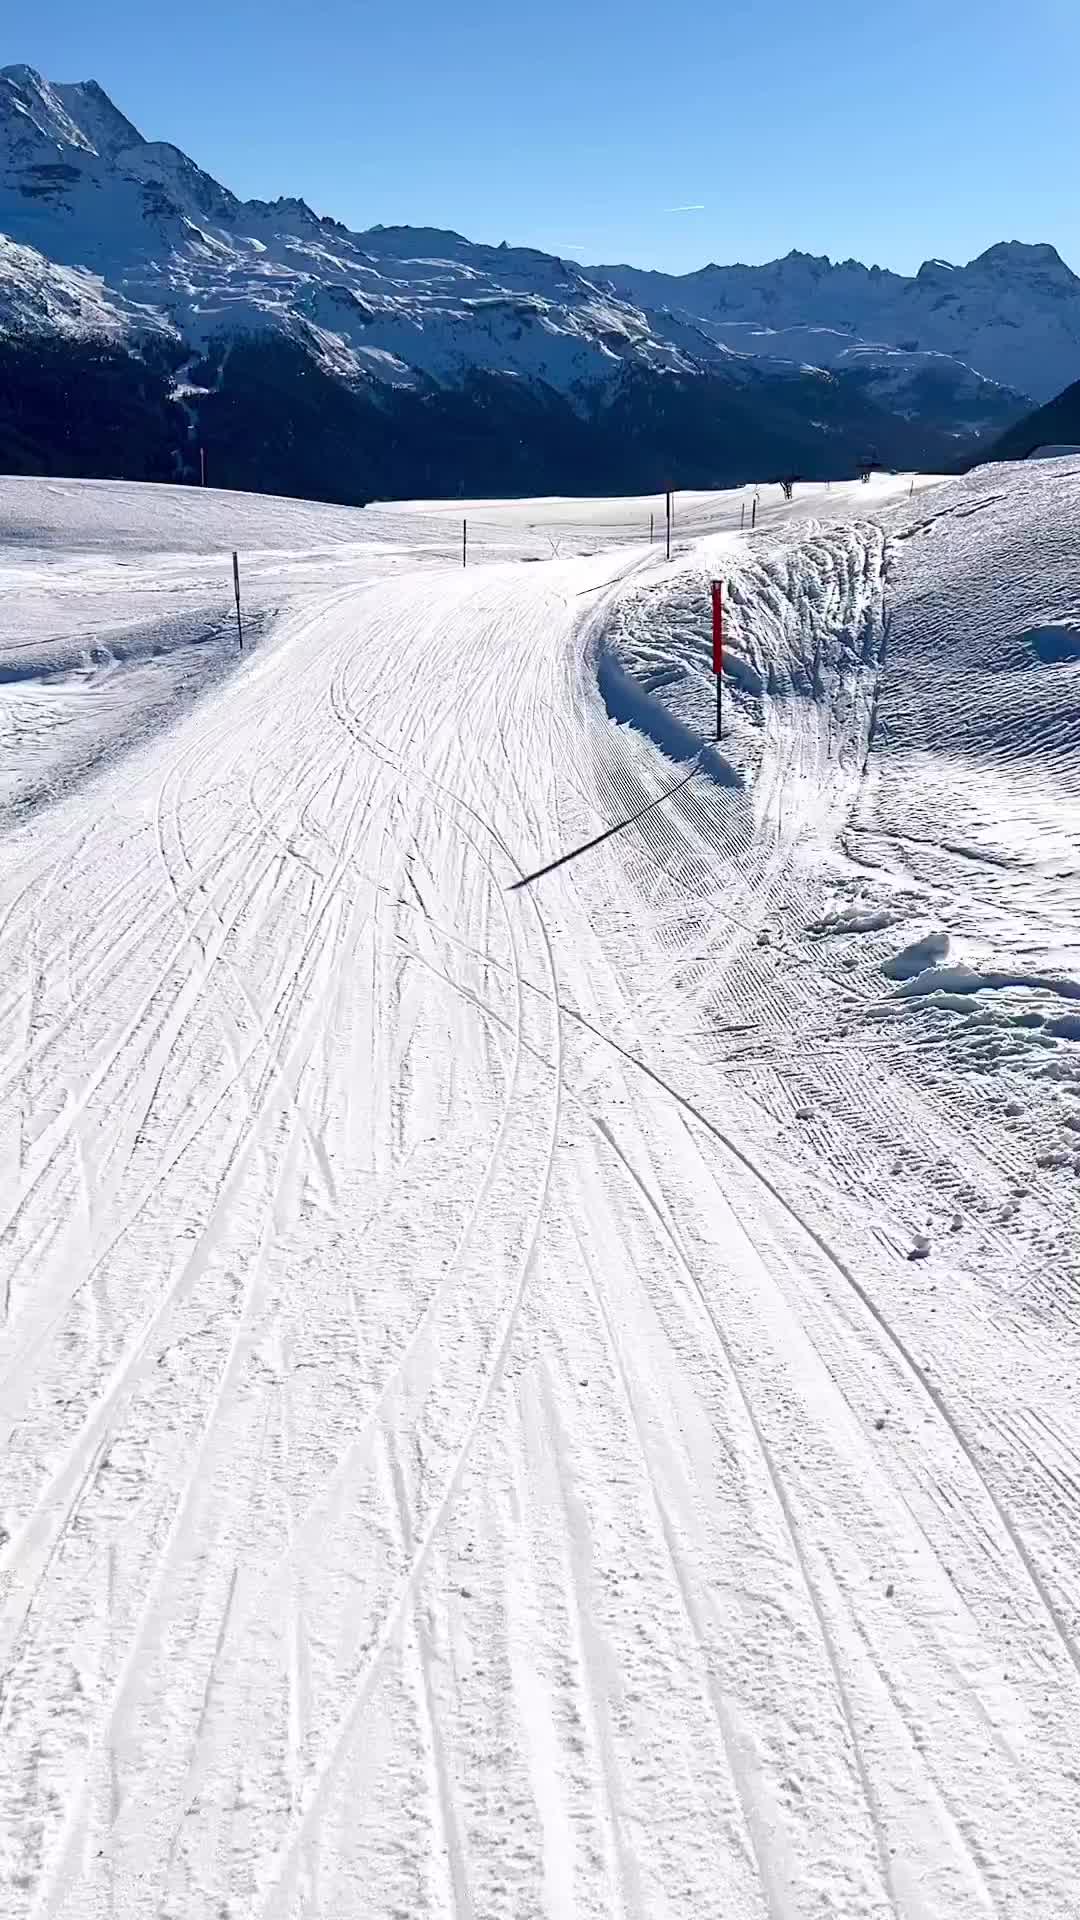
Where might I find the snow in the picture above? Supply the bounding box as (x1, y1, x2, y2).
(0, 233, 167, 340)
(2, 461, 1080, 1916)
(670, 320, 1027, 424)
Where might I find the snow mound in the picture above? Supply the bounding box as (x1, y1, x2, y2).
(598, 519, 889, 814)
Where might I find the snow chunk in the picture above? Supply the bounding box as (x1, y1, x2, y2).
(881, 931, 950, 980)
(810, 905, 897, 937)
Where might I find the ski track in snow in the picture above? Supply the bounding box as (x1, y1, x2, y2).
(0, 467, 1079, 1918)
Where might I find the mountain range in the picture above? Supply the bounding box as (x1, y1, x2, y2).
(0, 63, 1074, 502)
(587, 245, 1080, 404)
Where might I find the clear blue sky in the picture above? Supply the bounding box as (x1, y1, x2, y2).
(9, 0, 1080, 275)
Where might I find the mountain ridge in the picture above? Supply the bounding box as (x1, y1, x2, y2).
(586, 242, 1080, 402)
(0, 64, 1053, 500)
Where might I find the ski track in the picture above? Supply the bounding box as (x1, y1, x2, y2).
(0, 470, 1078, 1918)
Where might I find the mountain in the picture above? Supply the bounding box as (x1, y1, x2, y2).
(0, 66, 1034, 500)
(986, 377, 1080, 463)
(668, 320, 1027, 442)
(589, 245, 1080, 405)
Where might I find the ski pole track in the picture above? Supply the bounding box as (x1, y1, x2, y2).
(29, 1113, 307, 1920)
(391, 891, 1068, 1914)
(0, 764, 362, 1405)
(560, 1203, 902, 1920)
(2, 675, 384, 1466)
(254, 698, 567, 1920)
(0, 884, 349, 1695)
(14, 591, 545, 1912)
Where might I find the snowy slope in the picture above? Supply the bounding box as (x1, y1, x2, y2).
(591, 243, 1080, 402)
(990, 376, 1080, 464)
(0, 232, 167, 340)
(603, 459, 1080, 1287)
(689, 324, 1030, 436)
(2, 462, 1079, 1916)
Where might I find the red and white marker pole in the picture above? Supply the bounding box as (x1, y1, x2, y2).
(711, 578, 723, 741)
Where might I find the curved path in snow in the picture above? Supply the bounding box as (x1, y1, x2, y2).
(1, 479, 1078, 1918)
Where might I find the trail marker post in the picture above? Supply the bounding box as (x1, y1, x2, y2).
(462, 519, 468, 568)
(232, 551, 243, 653)
(665, 489, 672, 561)
(200, 445, 207, 488)
(711, 579, 723, 741)
(751, 494, 758, 530)
(649, 512, 654, 544)
(740, 501, 746, 531)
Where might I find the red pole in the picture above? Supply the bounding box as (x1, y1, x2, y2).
(711, 579, 723, 741)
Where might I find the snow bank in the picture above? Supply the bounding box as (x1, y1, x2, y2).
(596, 519, 889, 826)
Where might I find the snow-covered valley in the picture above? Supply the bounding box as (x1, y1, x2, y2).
(1, 460, 1079, 1918)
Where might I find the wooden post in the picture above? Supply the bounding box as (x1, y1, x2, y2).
(232, 551, 243, 652)
(463, 519, 467, 568)
(751, 495, 757, 530)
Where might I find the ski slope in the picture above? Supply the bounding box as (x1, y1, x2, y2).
(1, 466, 1079, 1918)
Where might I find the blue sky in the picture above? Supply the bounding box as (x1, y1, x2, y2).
(10, 0, 1080, 274)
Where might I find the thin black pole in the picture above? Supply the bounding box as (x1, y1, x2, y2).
(200, 445, 206, 487)
(232, 551, 243, 652)
(649, 512, 654, 544)
(463, 518, 467, 568)
(665, 489, 672, 561)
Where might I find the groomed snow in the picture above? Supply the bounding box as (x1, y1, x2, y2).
(1, 464, 1079, 1918)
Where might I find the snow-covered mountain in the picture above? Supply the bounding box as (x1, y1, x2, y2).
(0, 230, 163, 339)
(589, 245, 1080, 404)
(0, 64, 1035, 499)
(0, 64, 742, 393)
(989, 377, 1080, 463)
